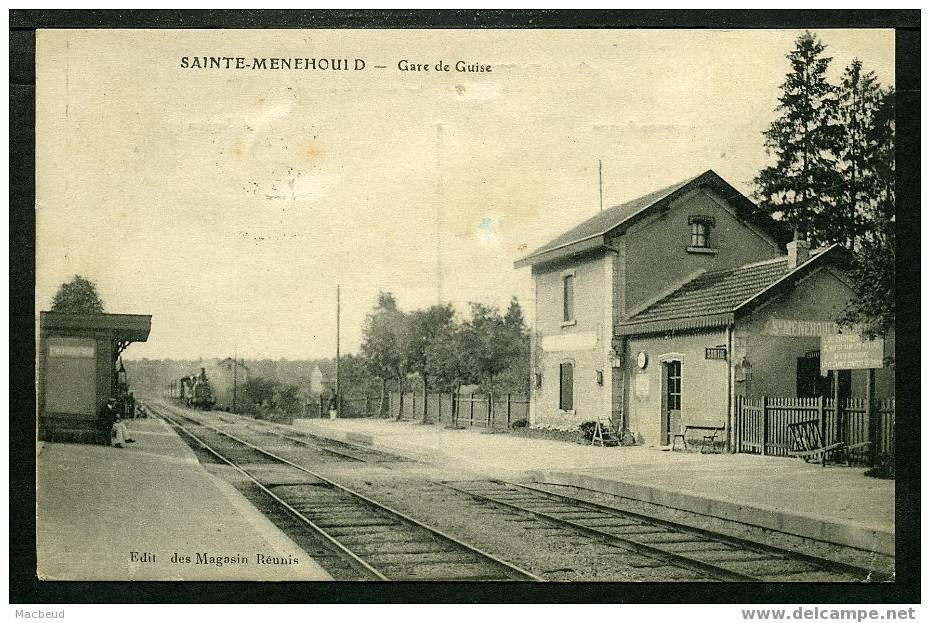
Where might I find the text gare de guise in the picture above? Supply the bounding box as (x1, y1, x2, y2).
(398, 59, 492, 72)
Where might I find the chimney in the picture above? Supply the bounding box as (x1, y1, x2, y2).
(787, 237, 810, 270)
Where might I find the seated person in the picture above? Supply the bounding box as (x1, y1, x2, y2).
(111, 414, 136, 448)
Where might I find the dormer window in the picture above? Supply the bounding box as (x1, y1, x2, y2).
(687, 215, 718, 254)
(691, 221, 708, 247)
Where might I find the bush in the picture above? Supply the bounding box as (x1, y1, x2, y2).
(511, 418, 529, 429)
(864, 453, 895, 479)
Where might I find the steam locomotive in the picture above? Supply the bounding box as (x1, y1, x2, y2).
(165, 367, 216, 410)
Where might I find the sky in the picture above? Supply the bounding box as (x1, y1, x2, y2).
(35, 28, 895, 360)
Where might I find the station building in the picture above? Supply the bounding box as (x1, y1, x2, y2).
(38, 311, 151, 444)
(515, 169, 893, 446)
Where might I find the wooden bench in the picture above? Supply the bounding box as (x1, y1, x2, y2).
(672, 425, 725, 454)
(786, 420, 869, 465)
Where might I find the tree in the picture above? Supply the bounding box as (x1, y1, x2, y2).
(50, 274, 105, 314)
(839, 87, 895, 338)
(497, 297, 531, 392)
(359, 291, 409, 418)
(425, 320, 474, 393)
(406, 304, 456, 423)
(503, 296, 526, 334)
(832, 59, 888, 247)
(756, 34, 896, 337)
(460, 303, 515, 391)
(755, 31, 841, 245)
(242, 376, 277, 409)
(274, 382, 302, 415)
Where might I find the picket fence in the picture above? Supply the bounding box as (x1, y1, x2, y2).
(733, 395, 894, 465)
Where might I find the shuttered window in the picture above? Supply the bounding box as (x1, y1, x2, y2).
(559, 362, 574, 411)
(563, 274, 574, 322)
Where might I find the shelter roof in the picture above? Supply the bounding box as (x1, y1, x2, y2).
(40, 312, 152, 342)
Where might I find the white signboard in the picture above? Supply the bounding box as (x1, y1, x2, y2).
(634, 373, 650, 399)
(48, 340, 96, 358)
(764, 319, 838, 337)
(541, 331, 598, 353)
(821, 333, 884, 373)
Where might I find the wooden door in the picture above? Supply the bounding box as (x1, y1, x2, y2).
(664, 360, 682, 445)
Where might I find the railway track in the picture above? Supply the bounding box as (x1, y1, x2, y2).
(153, 403, 887, 582)
(150, 403, 541, 582)
(174, 405, 410, 466)
(439, 480, 885, 582)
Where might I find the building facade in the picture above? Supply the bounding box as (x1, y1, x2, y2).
(515, 170, 893, 446)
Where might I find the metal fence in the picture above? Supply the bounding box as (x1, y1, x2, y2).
(734, 395, 894, 465)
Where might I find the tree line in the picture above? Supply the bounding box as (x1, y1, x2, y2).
(360, 291, 530, 420)
(754, 31, 895, 337)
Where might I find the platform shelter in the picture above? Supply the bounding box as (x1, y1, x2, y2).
(38, 311, 151, 443)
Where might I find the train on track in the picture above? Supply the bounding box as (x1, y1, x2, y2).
(164, 367, 216, 410)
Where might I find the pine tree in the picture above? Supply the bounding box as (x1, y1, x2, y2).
(832, 59, 887, 247)
(755, 31, 841, 244)
(755, 34, 895, 338)
(840, 87, 895, 338)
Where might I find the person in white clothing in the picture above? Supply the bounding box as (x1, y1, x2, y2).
(111, 414, 135, 448)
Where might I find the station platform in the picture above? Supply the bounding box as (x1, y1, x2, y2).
(292, 417, 895, 557)
(37, 417, 331, 580)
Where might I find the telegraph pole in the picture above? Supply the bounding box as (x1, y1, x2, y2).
(232, 345, 238, 413)
(599, 159, 604, 211)
(335, 284, 341, 416)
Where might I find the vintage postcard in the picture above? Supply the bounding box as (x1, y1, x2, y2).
(34, 26, 898, 585)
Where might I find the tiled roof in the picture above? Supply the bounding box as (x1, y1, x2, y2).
(621, 247, 833, 328)
(625, 258, 789, 325)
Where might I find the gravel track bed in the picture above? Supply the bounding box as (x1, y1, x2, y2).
(162, 405, 887, 582)
(528, 483, 893, 580)
(331, 476, 712, 582)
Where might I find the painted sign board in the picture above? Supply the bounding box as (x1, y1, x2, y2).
(764, 319, 838, 337)
(541, 331, 598, 353)
(634, 373, 650, 399)
(820, 333, 884, 373)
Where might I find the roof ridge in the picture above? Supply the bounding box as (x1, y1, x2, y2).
(704, 255, 787, 276)
(603, 170, 708, 211)
(515, 170, 715, 268)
